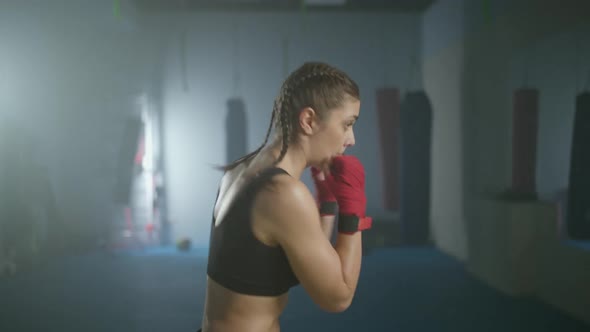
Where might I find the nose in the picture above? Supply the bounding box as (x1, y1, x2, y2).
(344, 130, 356, 148)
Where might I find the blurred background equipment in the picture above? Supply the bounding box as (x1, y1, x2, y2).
(0, 0, 589, 330)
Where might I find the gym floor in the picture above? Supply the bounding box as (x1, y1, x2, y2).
(1, 247, 588, 332)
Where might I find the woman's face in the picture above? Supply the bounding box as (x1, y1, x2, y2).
(310, 98, 360, 167)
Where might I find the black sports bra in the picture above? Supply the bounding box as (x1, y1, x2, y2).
(206, 167, 300, 296)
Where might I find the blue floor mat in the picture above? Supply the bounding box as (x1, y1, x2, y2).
(0, 247, 588, 332)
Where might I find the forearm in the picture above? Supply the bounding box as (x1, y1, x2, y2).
(320, 215, 336, 241)
(334, 232, 362, 298)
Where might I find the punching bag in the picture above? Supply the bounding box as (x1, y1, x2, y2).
(376, 88, 401, 211)
(226, 98, 248, 164)
(567, 92, 590, 239)
(512, 89, 539, 195)
(399, 91, 432, 245)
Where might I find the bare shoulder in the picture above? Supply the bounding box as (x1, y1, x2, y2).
(256, 174, 315, 218)
(253, 173, 319, 239)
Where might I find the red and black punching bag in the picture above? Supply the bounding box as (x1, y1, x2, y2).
(376, 88, 401, 211)
(567, 92, 590, 239)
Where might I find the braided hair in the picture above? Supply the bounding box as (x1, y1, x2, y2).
(220, 62, 359, 171)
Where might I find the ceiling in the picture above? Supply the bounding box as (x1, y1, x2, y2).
(132, 0, 436, 13)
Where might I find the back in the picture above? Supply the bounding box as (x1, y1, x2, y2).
(206, 167, 300, 296)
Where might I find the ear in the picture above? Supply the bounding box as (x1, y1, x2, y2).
(298, 107, 318, 136)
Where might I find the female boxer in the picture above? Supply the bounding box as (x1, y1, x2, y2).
(200, 62, 372, 332)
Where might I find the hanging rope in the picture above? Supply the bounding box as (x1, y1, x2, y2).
(282, 35, 290, 79)
(521, 41, 536, 89)
(380, 26, 390, 87)
(405, 55, 419, 94)
(180, 28, 189, 92)
(232, 20, 241, 97)
(300, 0, 308, 37)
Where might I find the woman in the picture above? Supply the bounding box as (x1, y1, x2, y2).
(200, 62, 372, 332)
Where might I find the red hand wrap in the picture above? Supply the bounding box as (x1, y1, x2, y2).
(311, 166, 337, 216)
(329, 155, 372, 233)
(330, 155, 367, 217)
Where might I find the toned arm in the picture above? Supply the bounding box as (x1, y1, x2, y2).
(255, 176, 362, 312)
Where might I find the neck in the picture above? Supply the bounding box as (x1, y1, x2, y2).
(265, 138, 308, 179)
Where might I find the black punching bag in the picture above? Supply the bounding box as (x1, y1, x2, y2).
(376, 88, 401, 211)
(567, 92, 590, 239)
(226, 98, 248, 164)
(399, 91, 432, 245)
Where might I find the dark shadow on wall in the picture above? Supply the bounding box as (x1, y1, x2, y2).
(0, 121, 64, 275)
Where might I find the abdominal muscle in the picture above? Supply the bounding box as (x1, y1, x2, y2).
(201, 277, 289, 332)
